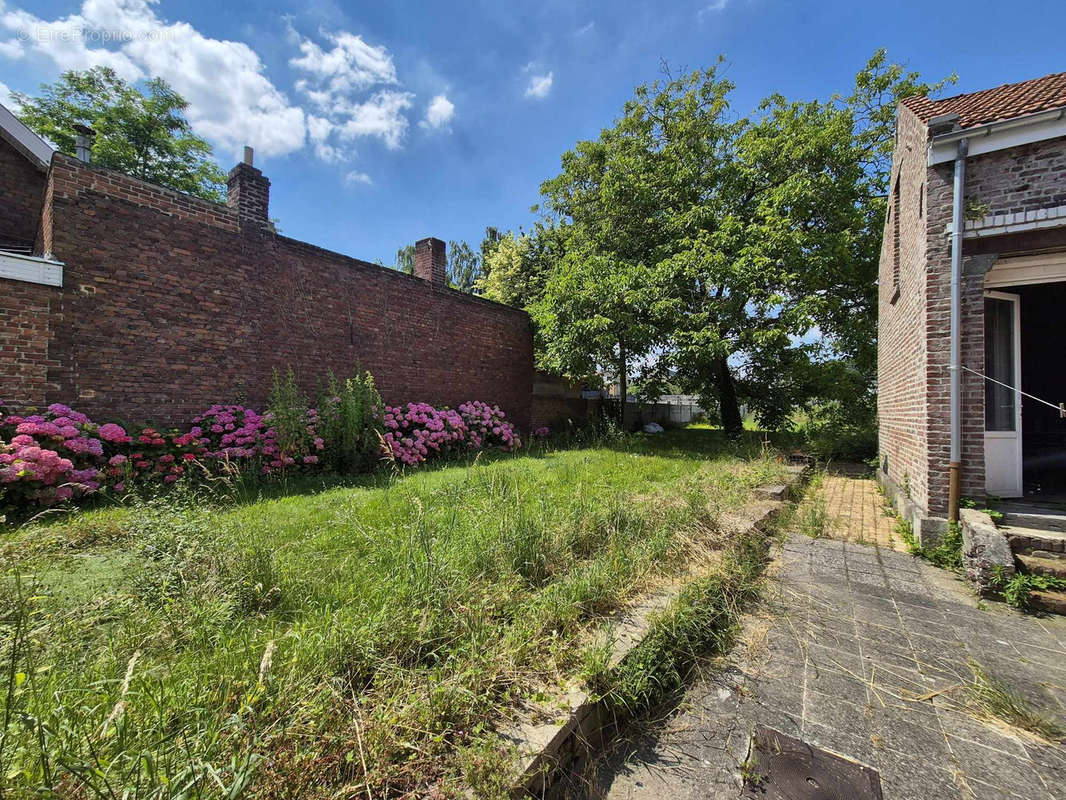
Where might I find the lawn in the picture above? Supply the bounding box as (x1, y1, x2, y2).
(0, 429, 788, 798)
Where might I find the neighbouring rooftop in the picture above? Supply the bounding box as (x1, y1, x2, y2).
(904, 71, 1066, 129)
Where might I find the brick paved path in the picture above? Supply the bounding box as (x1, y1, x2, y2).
(819, 467, 905, 551)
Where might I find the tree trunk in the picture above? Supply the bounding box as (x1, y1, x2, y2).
(715, 357, 743, 437)
(617, 342, 628, 427)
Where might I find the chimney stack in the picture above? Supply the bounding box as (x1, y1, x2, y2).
(227, 146, 271, 231)
(73, 123, 95, 163)
(414, 237, 447, 287)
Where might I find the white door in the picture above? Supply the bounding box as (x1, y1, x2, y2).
(983, 291, 1023, 497)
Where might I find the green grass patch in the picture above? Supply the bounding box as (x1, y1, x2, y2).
(1, 429, 787, 798)
(966, 662, 1064, 742)
(989, 567, 1066, 610)
(582, 512, 780, 722)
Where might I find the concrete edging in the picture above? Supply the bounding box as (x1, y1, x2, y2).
(495, 463, 810, 797)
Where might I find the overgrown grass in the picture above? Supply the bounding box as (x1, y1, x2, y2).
(795, 472, 829, 539)
(897, 518, 963, 572)
(0, 429, 787, 798)
(584, 521, 775, 718)
(967, 662, 1064, 742)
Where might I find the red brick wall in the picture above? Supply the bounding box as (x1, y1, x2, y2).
(22, 153, 533, 429)
(0, 279, 58, 408)
(923, 159, 987, 516)
(881, 114, 1066, 520)
(878, 105, 932, 512)
(0, 136, 46, 249)
(964, 137, 1066, 216)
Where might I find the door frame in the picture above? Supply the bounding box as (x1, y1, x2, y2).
(983, 290, 1023, 497)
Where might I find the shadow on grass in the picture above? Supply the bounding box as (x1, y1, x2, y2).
(5, 426, 803, 535)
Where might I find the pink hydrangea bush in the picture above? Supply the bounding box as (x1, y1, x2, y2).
(108, 426, 210, 489)
(383, 403, 467, 466)
(192, 404, 323, 472)
(382, 401, 522, 467)
(0, 402, 121, 505)
(1, 395, 524, 511)
(459, 401, 521, 451)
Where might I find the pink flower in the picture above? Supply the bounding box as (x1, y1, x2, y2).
(98, 423, 130, 443)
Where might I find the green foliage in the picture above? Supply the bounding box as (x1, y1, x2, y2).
(801, 401, 877, 461)
(394, 244, 415, 274)
(898, 519, 963, 572)
(479, 226, 504, 266)
(447, 240, 483, 293)
(316, 371, 384, 473)
(477, 228, 559, 310)
(797, 474, 830, 538)
(527, 52, 954, 434)
(590, 524, 771, 717)
(15, 66, 226, 201)
(989, 567, 1066, 610)
(267, 367, 312, 458)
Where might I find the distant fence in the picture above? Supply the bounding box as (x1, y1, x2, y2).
(533, 374, 707, 432)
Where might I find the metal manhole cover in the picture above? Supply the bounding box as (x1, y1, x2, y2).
(740, 725, 883, 799)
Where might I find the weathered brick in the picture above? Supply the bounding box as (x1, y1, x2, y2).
(1, 146, 534, 429)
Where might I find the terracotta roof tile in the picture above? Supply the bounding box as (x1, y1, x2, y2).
(902, 72, 1066, 130)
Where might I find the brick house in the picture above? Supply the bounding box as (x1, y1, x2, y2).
(878, 73, 1066, 537)
(0, 104, 534, 429)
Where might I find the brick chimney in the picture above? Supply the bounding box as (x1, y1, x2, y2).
(414, 237, 447, 286)
(227, 146, 271, 230)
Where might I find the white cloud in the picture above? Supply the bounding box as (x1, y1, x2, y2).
(0, 0, 306, 158)
(420, 93, 454, 129)
(343, 169, 372, 186)
(290, 31, 396, 96)
(524, 70, 553, 100)
(574, 22, 594, 36)
(290, 28, 416, 153)
(698, 0, 729, 16)
(0, 1, 447, 167)
(0, 79, 16, 109)
(332, 90, 413, 149)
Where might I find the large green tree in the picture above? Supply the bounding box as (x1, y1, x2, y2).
(534, 53, 953, 434)
(15, 66, 226, 202)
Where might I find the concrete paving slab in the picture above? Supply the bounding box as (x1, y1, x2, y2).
(592, 536, 1066, 800)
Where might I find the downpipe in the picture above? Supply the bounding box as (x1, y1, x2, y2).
(948, 138, 968, 523)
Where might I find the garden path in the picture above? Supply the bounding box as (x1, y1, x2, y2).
(592, 477, 1066, 800)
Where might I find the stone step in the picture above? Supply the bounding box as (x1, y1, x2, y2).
(1000, 510, 1066, 533)
(1004, 526, 1066, 556)
(1015, 553, 1066, 581)
(1031, 590, 1066, 615)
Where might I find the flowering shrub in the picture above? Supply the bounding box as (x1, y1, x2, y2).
(192, 404, 323, 472)
(108, 426, 210, 489)
(383, 403, 467, 466)
(382, 401, 522, 467)
(459, 401, 521, 451)
(0, 402, 115, 506)
(1, 392, 523, 512)
(532, 426, 550, 438)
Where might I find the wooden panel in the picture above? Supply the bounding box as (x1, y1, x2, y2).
(986, 251, 1066, 287)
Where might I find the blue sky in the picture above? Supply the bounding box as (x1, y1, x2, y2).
(1, 0, 1064, 266)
